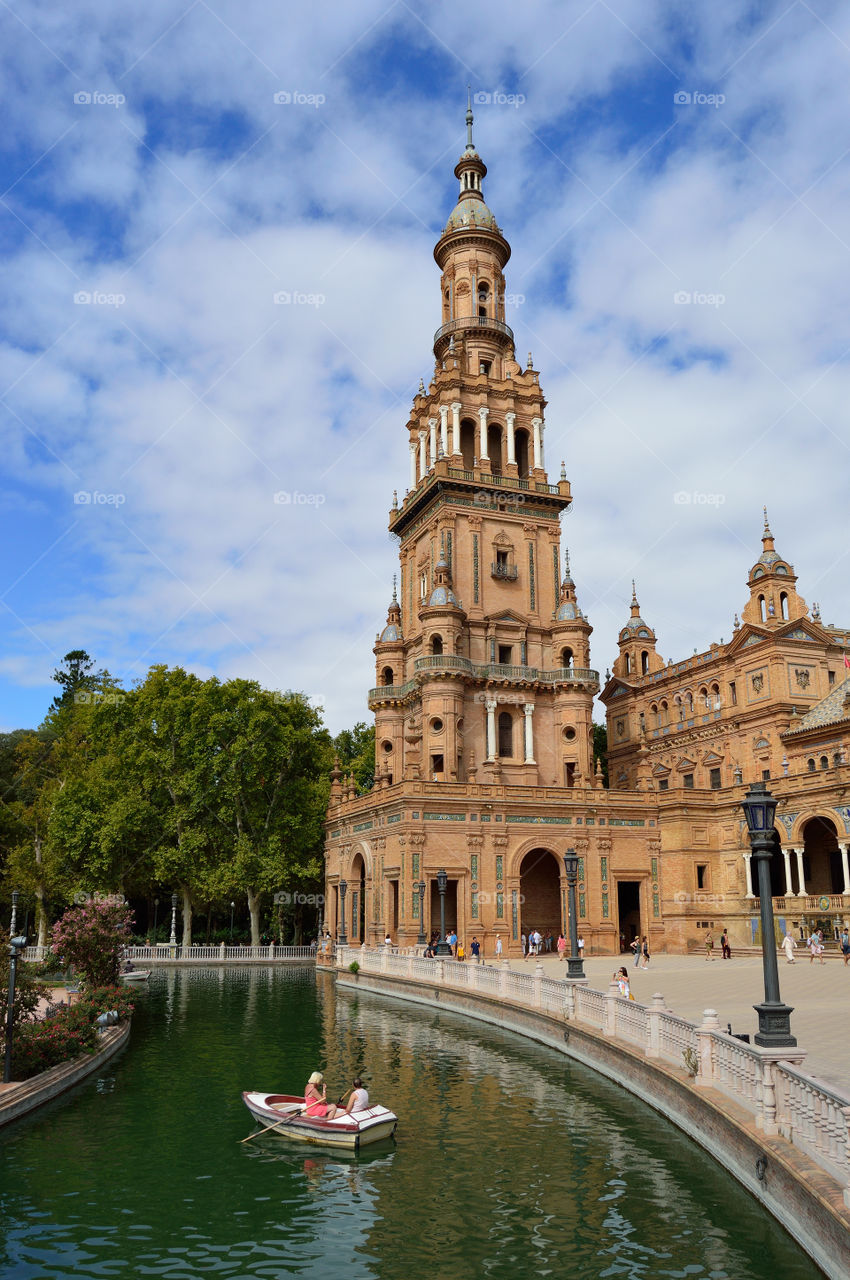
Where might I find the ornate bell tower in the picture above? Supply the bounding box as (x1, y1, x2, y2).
(369, 103, 599, 790)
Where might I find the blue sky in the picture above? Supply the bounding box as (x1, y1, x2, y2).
(1, 0, 849, 732)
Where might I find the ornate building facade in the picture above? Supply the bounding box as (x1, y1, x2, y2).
(323, 110, 850, 956)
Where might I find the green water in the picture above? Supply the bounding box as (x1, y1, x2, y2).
(0, 967, 823, 1280)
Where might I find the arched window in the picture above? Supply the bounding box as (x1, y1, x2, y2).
(660, 700, 669, 725)
(780, 592, 788, 620)
(807, 758, 816, 772)
(515, 427, 530, 478)
(478, 282, 490, 318)
(560, 647, 573, 669)
(430, 634, 443, 656)
(820, 755, 829, 769)
(641, 650, 649, 675)
(674, 695, 683, 721)
(651, 703, 660, 728)
(710, 683, 720, 709)
(685, 692, 693, 716)
(759, 594, 766, 622)
(497, 711, 513, 757)
(624, 653, 631, 675)
(381, 666, 394, 686)
(460, 418, 476, 470)
(699, 685, 709, 709)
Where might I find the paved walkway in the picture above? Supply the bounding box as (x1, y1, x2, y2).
(523, 950, 850, 1094)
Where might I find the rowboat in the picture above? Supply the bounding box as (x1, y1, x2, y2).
(241, 1091, 397, 1150)
(119, 969, 151, 982)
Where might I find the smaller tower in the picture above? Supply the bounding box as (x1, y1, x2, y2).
(741, 509, 807, 628)
(551, 549, 596, 787)
(418, 559, 467, 782)
(613, 583, 663, 680)
(372, 580, 405, 785)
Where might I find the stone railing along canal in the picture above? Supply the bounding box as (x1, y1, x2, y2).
(23, 943, 316, 965)
(336, 945, 850, 1207)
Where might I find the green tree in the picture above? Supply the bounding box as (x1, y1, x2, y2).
(48, 650, 106, 715)
(333, 722, 375, 792)
(592, 722, 609, 787)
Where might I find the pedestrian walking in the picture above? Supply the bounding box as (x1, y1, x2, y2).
(705, 932, 715, 961)
(470, 937, 481, 963)
(782, 932, 797, 964)
(557, 933, 566, 961)
(641, 936, 650, 969)
(521, 932, 527, 958)
(720, 929, 731, 960)
(495, 934, 503, 960)
(808, 932, 825, 964)
(578, 934, 585, 963)
(631, 936, 641, 968)
(841, 928, 850, 966)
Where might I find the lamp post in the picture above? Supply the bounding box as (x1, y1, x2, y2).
(3, 935, 28, 1084)
(434, 869, 452, 955)
(10, 890, 19, 939)
(169, 892, 178, 949)
(563, 850, 585, 980)
(338, 879, 348, 946)
(229, 901, 235, 941)
(742, 782, 796, 1047)
(414, 880, 426, 945)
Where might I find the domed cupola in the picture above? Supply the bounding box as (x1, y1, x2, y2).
(378, 578, 403, 643)
(613, 583, 662, 679)
(424, 558, 462, 610)
(741, 509, 807, 628)
(552, 549, 592, 669)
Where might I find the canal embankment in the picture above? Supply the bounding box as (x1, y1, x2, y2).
(0, 1021, 130, 1128)
(332, 946, 850, 1280)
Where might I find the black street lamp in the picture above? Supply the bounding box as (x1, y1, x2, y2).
(742, 782, 796, 1047)
(169, 892, 178, 948)
(414, 880, 427, 945)
(338, 879, 348, 946)
(563, 850, 586, 980)
(3, 934, 28, 1084)
(434, 869, 452, 955)
(229, 901, 235, 941)
(10, 889, 19, 938)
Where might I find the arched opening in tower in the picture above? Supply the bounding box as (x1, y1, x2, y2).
(487, 422, 503, 473)
(350, 850, 367, 942)
(801, 816, 842, 894)
(515, 427, 530, 478)
(460, 419, 476, 470)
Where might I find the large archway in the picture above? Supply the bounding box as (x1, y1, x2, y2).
(801, 816, 842, 894)
(350, 851, 367, 943)
(519, 849, 562, 944)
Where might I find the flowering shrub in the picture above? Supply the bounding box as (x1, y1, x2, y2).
(0, 957, 48, 1030)
(11, 1006, 98, 1079)
(51, 898, 135, 987)
(76, 985, 136, 1022)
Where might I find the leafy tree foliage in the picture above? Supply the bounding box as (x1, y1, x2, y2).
(333, 722, 375, 792)
(592, 722, 609, 787)
(52, 898, 135, 987)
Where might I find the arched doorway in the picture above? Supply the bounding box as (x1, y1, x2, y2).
(350, 851, 367, 942)
(801, 817, 842, 894)
(519, 849, 561, 944)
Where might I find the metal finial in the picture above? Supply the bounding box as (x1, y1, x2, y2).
(466, 86, 474, 149)
(564, 547, 571, 578)
(631, 580, 638, 605)
(527, 351, 533, 369)
(560, 459, 566, 480)
(418, 378, 425, 395)
(763, 505, 771, 533)
(392, 574, 397, 603)
(392, 489, 398, 510)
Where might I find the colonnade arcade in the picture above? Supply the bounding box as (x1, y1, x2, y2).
(408, 407, 545, 487)
(741, 815, 850, 902)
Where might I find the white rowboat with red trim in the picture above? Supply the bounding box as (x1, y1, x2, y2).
(241, 1092, 398, 1150)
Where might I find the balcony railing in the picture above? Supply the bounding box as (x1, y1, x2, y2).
(433, 315, 514, 350)
(368, 659, 599, 704)
(491, 561, 518, 580)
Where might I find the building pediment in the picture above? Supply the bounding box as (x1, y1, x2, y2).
(676, 757, 697, 771)
(486, 610, 528, 627)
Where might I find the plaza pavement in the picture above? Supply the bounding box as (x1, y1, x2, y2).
(519, 948, 850, 1094)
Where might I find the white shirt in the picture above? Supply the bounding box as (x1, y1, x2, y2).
(348, 1087, 369, 1112)
(495, 938, 503, 954)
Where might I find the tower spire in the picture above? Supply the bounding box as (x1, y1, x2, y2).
(465, 86, 474, 151)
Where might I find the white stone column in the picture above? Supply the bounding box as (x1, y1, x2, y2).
(841, 844, 850, 896)
(743, 851, 755, 899)
(451, 402, 461, 456)
(505, 411, 516, 465)
(532, 416, 543, 470)
(478, 407, 489, 461)
(418, 429, 427, 479)
(439, 405, 449, 458)
(485, 698, 497, 762)
(794, 847, 807, 897)
(781, 846, 794, 897)
(523, 703, 536, 764)
(409, 441, 417, 489)
(428, 418, 437, 469)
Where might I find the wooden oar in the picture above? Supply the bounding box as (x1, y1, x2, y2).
(240, 1090, 353, 1144)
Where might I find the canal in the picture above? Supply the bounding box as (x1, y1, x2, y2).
(0, 968, 823, 1279)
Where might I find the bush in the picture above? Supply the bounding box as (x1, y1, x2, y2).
(0, 957, 48, 1031)
(75, 985, 136, 1022)
(52, 898, 135, 986)
(348, 961, 360, 973)
(12, 1005, 98, 1079)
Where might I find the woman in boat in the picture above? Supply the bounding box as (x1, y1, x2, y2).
(303, 1072, 339, 1119)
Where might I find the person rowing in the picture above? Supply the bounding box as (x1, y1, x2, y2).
(345, 1077, 369, 1114)
(303, 1071, 340, 1118)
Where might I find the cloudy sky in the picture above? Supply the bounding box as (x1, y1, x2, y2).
(1, 0, 849, 733)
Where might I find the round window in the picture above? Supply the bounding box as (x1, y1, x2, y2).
(431, 718, 444, 733)
(381, 740, 393, 754)
(562, 726, 576, 741)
